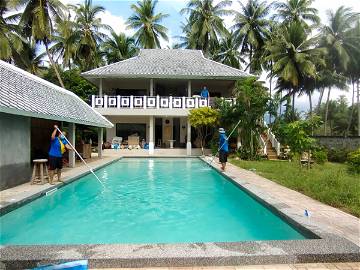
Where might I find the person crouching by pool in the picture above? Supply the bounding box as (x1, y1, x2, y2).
(218, 128, 229, 171)
(48, 125, 73, 185)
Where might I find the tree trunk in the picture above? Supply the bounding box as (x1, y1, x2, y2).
(316, 87, 325, 113)
(324, 87, 331, 136)
(346, 80, 356, 136)
(358, 80, 360, 136)
(292, 92, 295, 118)
(249, 45, 253, 74)
(279, 91, 282, 115)
(309, 93, 313, 116)
(269, 70, 272, 124)
(45, 41, 65, 88)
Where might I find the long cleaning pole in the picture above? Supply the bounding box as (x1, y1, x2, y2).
(56, 127, 106, 188)
(208, 119, 241, 165)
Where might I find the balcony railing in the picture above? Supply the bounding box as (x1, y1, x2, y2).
(91, 95, 235, 109)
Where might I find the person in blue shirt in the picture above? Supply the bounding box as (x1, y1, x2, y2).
(48, 125, 73, 184)
(200, 86, 210, 105)
(218, 128, 229, 171)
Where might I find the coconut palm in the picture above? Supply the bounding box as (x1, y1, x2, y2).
(69, 0, 112, 71)
(102, 31, 138, 64)
(12, 41, 46, 76)
(232, 0, 272, 73)
(127, 0, 169, 49)
(321, 6, 360, 74)
(213, 32, 245, 69)
(181, 0, 231, 56)
(0, 1, 23, 61)
(274, 0, 319, 27)
(321, 6, 359, 134)
(266, 21, 325, 117)
(51, 13, 77, 69)
(18, 0, 66, 87)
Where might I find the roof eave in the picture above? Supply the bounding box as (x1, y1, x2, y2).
(81, 74, 251, 81)
(0, 106, 114, 128)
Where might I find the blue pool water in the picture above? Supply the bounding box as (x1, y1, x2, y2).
(0, 158, 309, 245)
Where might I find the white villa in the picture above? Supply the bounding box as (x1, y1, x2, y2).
(82, 49, 248, 155)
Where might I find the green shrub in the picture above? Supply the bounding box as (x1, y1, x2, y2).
(312, 148, 328, 164)
(236, 147, 262, 160)
(347, 148, 360, 174)
(327, 148, 350, 163)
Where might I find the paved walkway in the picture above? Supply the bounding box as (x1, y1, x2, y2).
(92, 262, 360, 269)
(0, 156, 117, 209)
(205, 158, 360, 247)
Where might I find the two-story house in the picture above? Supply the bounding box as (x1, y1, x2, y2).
(81, 49, 248, 155)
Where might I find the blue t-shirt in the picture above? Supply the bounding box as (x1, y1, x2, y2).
(219, 133, 229, 153)
(49, 137, 67, 157)
(200, 89, 209, 98)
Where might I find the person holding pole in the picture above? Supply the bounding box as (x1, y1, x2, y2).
(218, 128, 229, 171)
(48, 125, 73, 184)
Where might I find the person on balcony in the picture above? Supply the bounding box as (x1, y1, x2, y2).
(200, 86, 210, 105)
(218, 128, 229, 171)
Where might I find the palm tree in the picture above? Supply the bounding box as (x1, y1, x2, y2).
(127, 0, 169, 49)
(213, 31, 245, 69)
(266, 21, 325, 117)
(321, 6, 359, 134)
(70, 0, 112, 71)
(232, 0, 272, 73)
(102, 31, 138, 64)
(181, 0, 231, 56)
(19, 0, 66, 87)
(12, 41, 46, 76)
(274, 0, 319, 27)
(0, 1, 23, 61)
(51, 13, 77, 69)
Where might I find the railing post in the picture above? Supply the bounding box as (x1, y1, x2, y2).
(195, 97, 199, 108)
(130, 95, 133, 109)
(156, 95, 160, 109)
(143, 96, 147, 109)
(117, 95, 121, 108)
(104, 95, 108, 108)
(182, 96, 186, 109)
(91, 95, 95, 108)
(169, 96, 173, 109)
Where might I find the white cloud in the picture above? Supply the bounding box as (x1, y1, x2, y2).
(100, 10, 133, 36)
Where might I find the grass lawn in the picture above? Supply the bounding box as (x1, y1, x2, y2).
(229, 159, 360, 217)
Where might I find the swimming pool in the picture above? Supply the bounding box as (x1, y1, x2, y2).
(0, 158, 311, 245)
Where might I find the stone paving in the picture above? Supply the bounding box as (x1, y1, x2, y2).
(204, 158, 360, 247)
(0, 155, 118, 212)
(92, 262, 360, 269)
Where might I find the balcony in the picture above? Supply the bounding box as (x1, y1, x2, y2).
(91, 95, 235, 110)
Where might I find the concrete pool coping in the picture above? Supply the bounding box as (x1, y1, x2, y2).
(1, 157, 359, 268)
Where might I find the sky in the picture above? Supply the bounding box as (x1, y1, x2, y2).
(18, 0, 360, 112)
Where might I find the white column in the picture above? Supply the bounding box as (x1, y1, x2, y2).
(68, 123, 76, 168)
(150, 79, 154, 96)
(149, 116, 155, 155)
(186, 118, 191, 156)
(187, 80, 191, 97)
(98, 127, 103, 158)
(99, 78, 103, 97)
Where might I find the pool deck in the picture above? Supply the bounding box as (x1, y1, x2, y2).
(0, 155, 359, 268)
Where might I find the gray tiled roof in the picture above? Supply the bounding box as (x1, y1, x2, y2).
(0, 60, 113, 128)
(82, 49, 249, 79)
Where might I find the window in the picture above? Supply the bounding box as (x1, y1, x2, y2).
(116, 123, 146, 140)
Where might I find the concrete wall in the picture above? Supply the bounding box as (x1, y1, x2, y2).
(314, 136, 360, 150)
(0, 113, 31, 190)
